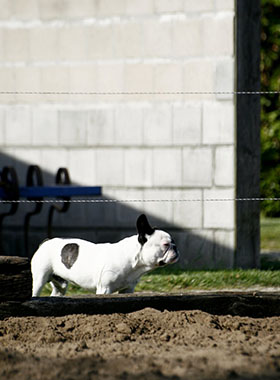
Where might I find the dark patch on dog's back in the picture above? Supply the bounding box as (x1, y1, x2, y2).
(61, 243, 79, 269)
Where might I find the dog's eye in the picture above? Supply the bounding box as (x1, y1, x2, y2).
(163, 243, 170, 248)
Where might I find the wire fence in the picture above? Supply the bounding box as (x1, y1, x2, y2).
(0, 197, 278, 204)
(0, 88, 278, 205)
(0, 90, 279, 96)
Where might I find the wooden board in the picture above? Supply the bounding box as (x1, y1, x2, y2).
(0, 256, 32, 302)
(1, 292, 280, 320)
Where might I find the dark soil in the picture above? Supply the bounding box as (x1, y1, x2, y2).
(1, 308, 280, 379)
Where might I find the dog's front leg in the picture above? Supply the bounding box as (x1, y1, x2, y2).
(96, 285, 113, 295)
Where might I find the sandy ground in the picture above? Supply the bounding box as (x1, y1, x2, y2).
(1, 308, 280, 380)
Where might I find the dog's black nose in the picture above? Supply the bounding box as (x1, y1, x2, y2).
(171, 242, 178, 254)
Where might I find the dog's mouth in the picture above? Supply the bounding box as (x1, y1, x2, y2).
(158, 248, 179, 267)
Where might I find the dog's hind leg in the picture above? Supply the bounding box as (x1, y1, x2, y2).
(49, 274, 68, 296)
(118, 283, 137, 294)
(32, 270, 51, 297)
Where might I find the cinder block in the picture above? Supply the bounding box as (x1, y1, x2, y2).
(115, 107, 143, 145)
(15, 66, 41, 89)
(173, 190, 203, 229)
(12, 148, 42, 183)
(0, 29, 3, 62)
(143, 105, 172, 145)
(0, 0, 11, 19)
(57, 0, 96, 20)
(173, 19, 203, 58)
(202, 102, 234, 144)
(203, 15, 234, 57)
(203, 188, 235, 229)
(154, 0, 183, 13)
(58, 26, 87, 61)
(87, 108, 115, 146)
(124, 63, 154, 95)
(173, 104, 201, 145)
(83, 189, 118, 229)
(113, 22, 143, 59)
(215, 59, 234, 100)
(39, 65, 68, 96)
(38, 0, 64, 20)
(40, 65, 70, 91)
(214, 230, 235, 269)
(0, 68, 15, 103)
(183, 60, 215, 95)
(88, 24, 114, 60)
(153, 148, 182, 187)
(96, 0, 126, 17)
(40, 66, 70, 103)
(126, 0, 154, 15)
(69, 64, 98, 100)
(97, 229, 130, 245)
(114, 188, 145, 227)
(182, 147, 212, 187)
(58, 110, 87, 146)
(40, 148, 68, 174)
(97, 63, 123, 93)
(0, 107, 5, 143)
(173, 229, 215, 269)
(3, 28, 29, 62)
(29, 27, 59, 62)
(124, 149, 153, 187)
(38, 0, 95, 20)
(142, 19, 172, 58)
(215, 0, 234, 11)
(0, 148, 15, 166)
(10, 0, 39, 20)
(32, 108, 58, 145)
(5, 106, 32, 145)
(154, 63, 183, 98)
(14, 66, 41, 104)
(68, 149, 96, 185)
(214, 146, 234, 186)
(143, 189, 174, 227)
(184, 0, 214, 12)
(96, 148, 124, 186)
(53, 201, 93, 229)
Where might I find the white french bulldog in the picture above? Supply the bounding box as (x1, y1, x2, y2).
(31, 214, 179, 296)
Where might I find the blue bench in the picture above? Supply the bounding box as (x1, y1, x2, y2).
(0, 165, 102, 257)
(0, 185, 102, 199)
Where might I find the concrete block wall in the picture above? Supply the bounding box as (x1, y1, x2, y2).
(0, 0, 235, 268)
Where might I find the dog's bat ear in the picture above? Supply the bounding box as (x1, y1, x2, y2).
(137, 214, 154, 235)
(136, 214, 155, 245)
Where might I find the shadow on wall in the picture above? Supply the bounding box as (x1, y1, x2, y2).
(0, 153, 235, 270)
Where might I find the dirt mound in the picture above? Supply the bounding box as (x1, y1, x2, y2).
(1, 308, 280, 379)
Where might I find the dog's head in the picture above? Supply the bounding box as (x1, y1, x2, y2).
(136, 214, 179, 268)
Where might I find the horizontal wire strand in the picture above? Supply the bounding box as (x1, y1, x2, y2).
(0, 90, 279, 96)
(0, 197, 279, 204)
